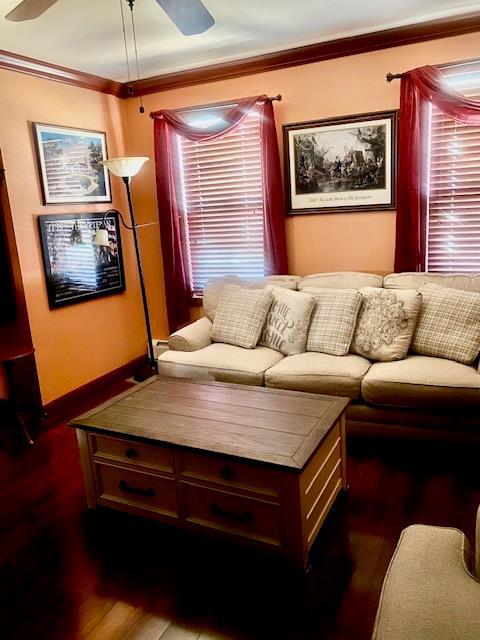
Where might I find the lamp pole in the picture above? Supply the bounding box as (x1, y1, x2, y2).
(122, 176, 157, 377)
(99, 156, 157, 380)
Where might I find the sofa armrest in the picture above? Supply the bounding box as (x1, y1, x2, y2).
(168, 317, 212, 352)
(372, 524, 480, 640)
(476, 506, 480, 578)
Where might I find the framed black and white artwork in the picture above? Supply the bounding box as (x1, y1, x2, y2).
(283, 110, 397, 214)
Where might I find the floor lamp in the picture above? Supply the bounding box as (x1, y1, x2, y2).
(95, 156, 158, 380)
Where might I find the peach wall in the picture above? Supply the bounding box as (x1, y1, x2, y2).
(1, 31, 479, 404)
(0, 69, 164, 404)
(125, 31, 480, 335)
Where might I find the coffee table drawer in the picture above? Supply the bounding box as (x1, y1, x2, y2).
(91, 435, 174, 473)
(181, 483, 282, 546)
(95, 464, 178, 518)
(178, 452, 280, 498)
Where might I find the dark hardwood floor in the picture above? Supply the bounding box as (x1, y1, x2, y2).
(1, 384, 479, 640)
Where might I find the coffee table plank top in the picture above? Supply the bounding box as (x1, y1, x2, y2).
(70, 377, 349, 471)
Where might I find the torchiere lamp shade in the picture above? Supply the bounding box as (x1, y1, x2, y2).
(101, 156, 149, 178)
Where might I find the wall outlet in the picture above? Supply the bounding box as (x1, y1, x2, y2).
(152, 339, 169, 359)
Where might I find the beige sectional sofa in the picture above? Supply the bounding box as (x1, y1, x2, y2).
(158, 272, 480, 436)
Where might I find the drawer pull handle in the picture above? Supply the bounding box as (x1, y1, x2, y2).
(124, 448, 139, 459)
(219, 467, 233, 481)
(209, 502, 253, 524)
(118, 480, 155, 497)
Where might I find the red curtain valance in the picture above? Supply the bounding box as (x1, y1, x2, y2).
(150, 95, 267, 141)
(394, 65, 480, 273)
(407, 65, 480, 125)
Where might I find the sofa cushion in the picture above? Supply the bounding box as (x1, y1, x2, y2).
(259, 286, 315, 355)
(211, 285, 272, 349)
(305, 288, 362, 356)
(352, 287, 421, 362)
(412, 284, 480, 365)
(298, 271, 383, 291)
(203, 275, 299, 321)
(362, 355, 480, 409)
(158, 344, 284, 386)
(384, 272, 480, 294)
(265, 352, 371, 399)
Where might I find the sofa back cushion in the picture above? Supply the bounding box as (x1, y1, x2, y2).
(352, 287, 422, 361)
(304, 288, 362, 356)
(211, 285, 273, 349)
(298, 272, 383, 291)
(412, 283, 480, 365)
(258, 286, 315, 355)
(384, 272, 480, 294)
(203, 275, 299, 321)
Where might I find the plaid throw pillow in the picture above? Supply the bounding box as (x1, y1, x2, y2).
(304, 288, 362, 356)
(412, 283, 480, 365)
(211, 285, 273, 349)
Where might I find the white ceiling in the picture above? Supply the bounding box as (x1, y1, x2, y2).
(1, 0, 479, 82)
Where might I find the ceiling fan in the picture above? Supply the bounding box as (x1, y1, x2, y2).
(5, 0, 215, 35)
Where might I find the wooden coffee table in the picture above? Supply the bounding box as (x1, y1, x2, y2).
(70, 377, 349, 569)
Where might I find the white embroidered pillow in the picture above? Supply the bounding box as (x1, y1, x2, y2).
(259, 286, 315, 355)
(352, 287, 421, 361)
(412, 283, 480, 365)
(211, 285, 273, 349)
(304, 288, 362, 356)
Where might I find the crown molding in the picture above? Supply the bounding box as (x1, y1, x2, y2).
(1, 12, 479, 99)
(129, 11, 480, 96)
(0, 49, 125, 97)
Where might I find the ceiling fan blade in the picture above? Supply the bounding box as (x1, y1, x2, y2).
(5, 0, 59, 21)
(155, 0, 215, 35)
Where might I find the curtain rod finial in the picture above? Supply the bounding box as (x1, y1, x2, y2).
(386, 72, 403, 83)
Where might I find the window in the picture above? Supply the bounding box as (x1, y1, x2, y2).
(176, 104, 265, 296)
(426, 59, 480, 272)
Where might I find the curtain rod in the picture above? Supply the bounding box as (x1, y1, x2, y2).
(386, 56, 480, 82)
(150, 94, 282, 118)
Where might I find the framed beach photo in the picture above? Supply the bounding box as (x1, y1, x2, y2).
(33, 123, 112, 204)
(283, 110, 397, 214)
(38, 212, 125, 309)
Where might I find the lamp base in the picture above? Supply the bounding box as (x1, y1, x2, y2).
(133, 359, 158, 383)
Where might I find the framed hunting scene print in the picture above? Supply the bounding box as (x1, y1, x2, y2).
(283, 110, 397, 214)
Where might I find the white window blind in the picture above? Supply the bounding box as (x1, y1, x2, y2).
(176, 105, 265, 296)
(426, 59, 480, 273)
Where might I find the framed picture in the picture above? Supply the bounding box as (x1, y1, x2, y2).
(38, 212, 125, 309)
(33, 123, 112, 204)
(283, 110, 397, 214)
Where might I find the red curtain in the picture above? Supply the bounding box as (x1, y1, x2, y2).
(152, 96, 288, 332)
(261, 99, 288, 275)
(394, 65, 480, 272)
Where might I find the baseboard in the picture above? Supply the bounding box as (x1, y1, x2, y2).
(42, 354, 146, 429)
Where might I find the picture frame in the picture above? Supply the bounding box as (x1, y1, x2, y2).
(32, 123, 112, 205)
(38, 212, 125, 309)
(283, 110, 397, 215)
